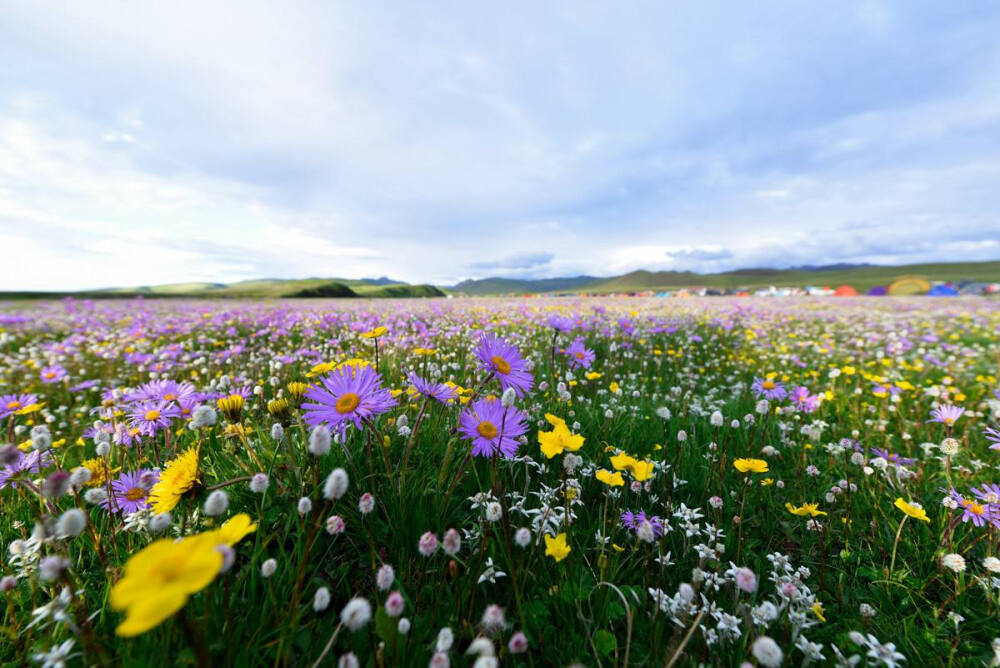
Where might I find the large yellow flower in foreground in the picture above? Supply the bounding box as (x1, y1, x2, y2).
(894, 498, 930, 522)
(544, 533, 571, 562)
(111, 533, 221, 636)
(149, 448, 200, 514)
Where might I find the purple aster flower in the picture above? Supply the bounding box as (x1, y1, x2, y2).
(751, 377, 787, 401)
(0, 393, 39, 420)
(929, 405, 965, 426)
(302, 365, 397, 432)
(971, 483, 1000, 505)
(70, 380, 99, 392)
(457, 397, 528, 459)
(948, 488, 999, 528)
(127, 400, 182, 437)
(985, 425, 1000, 450)
(40, 365, 68, 384)
(0, 450, 53, 490)
(104, 469, 159, 514)
(871, 447, 915, 468)
(621, 510, 665, 537)
(408, 372, 458, 404)
(790, 386, 820, 413)
(563, 337, 596, 370)
(113, 423, 144, 447)
(475, 334, 534, 397)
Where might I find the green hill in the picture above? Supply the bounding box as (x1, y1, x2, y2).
(448, 260, 1000, 295)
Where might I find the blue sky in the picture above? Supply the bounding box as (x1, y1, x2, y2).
(1, 1, 998, 290)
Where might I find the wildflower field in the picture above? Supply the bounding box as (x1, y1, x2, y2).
(3, 296, 1000, 667)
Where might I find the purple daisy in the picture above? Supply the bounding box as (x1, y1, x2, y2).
(985, 425, 1000, 450)
(127, 399, 182, 437)
(621, 510, 666, 537)
(475, 333, 534, 398)
(0, 450, 54, 490)
(929, 404, 965, 426)
(790, 386, 820, 413)
(0, 393, 39, 420)
(40, 365, 68, 384)
(302, 365, 397, 431)
(871, 447, 915, 468)
(408, 372, 458, 404)
(457, 397, 528, 459)
(751, 377, 787, 401)
(563, 337, 596, 370)
(104, 469, 159, 514)
(948, 488, 999, 528)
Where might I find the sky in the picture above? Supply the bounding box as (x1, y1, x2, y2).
(1, 1, 999, 290)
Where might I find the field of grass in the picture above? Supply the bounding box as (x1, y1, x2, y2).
(2, 296, 1000, 666)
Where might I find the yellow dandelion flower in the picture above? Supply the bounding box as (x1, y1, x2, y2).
(149, 448, 200, 514)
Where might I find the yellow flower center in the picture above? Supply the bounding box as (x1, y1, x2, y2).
(164, 393, 177, 401)
(335, 393, 361, 414)
(44, 372, 55, 379)
(6, 400, 21, 410)
(762, 380, 776, 390)
(477, 420, 499, 439)
(965, 500, 984, 515)
(125, 487, 146, 501)
(144, 410, 161, 421)
(490, 356, 511, 375)
(574, 352, 585, 360)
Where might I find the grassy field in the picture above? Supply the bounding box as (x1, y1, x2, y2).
(2, 297, 1000, 666)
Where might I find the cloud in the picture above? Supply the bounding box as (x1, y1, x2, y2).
(470, 252, 555, 275)
(1, 1, 998, 289)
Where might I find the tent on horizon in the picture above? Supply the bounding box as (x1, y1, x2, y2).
(867, 286, 887, 296)
(834, 284, 859, 296)
(927, 284, 959, 297)
(888, 277, 930, 296)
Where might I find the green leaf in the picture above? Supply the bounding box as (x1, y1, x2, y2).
(593, 629, 617, 657)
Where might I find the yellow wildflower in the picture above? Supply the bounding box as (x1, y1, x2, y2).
(894, 498, 929, 522)
(785, 502, 827, 517)
(149, 448, 200, 514)
(110, 532, 222, 636)
(544, 533, 571, 562)
(595, 469, 624, 487)
(733, 458, 768, 474)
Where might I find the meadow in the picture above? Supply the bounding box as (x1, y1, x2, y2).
(2, 296, 999, 667)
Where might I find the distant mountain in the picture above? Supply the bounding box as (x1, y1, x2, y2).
(445, 260, 1000, 295)
(449, 276, 598, 295)
(360, 276, 401, 286)
(3, 277, 444, 300)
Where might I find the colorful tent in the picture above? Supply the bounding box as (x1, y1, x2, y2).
(927, 284, 959, 297)
(888, 277, 930, 296)
(867, 286, 887, 296)
(834, 284, 859, 296)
